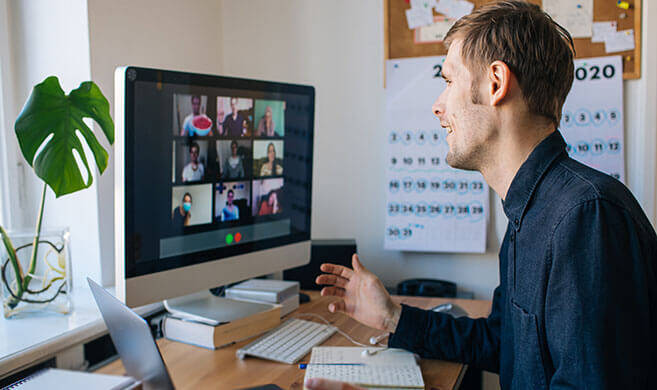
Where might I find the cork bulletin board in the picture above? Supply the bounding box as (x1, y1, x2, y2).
(384, 0, 642, 79)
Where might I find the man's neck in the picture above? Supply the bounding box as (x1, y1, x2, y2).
(480, 119, 555, 201)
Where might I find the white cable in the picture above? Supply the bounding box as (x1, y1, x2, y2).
(292, 313, 388, 348)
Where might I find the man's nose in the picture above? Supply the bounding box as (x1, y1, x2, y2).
(432, 99, 443, 119)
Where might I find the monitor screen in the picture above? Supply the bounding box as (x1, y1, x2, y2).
(120, 67, 314, 279)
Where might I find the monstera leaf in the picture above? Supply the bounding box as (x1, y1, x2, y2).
(14, 76, 114, 197)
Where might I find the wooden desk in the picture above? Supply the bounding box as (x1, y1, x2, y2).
(97, 292, 492, 389)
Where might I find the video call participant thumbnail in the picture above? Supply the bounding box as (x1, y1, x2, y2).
(254, 99, 285, 137)
(182, 142, 204, 182)
(172, 140, 208, 183)
(215, 181, 250, 222)
(171, 184, 213, 227)
(172, 192, 192, 227)
(252, 178, 283, 216)
(253, 140, 284, 177)
(216, 140, 251, 180)
(217, 97, 253, 137)
(174, 94, 212, 136)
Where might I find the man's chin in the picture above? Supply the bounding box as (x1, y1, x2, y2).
(446, 152, 478, 172)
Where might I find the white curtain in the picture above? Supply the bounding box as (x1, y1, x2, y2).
(0, 0, 10, 227)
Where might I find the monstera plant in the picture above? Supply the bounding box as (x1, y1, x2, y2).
(0, 76, 113, 317)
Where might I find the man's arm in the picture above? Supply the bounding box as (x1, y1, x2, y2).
(388, 286, 502, 372)
(546, 199, 653, 388)
(317, 255, 502, 373)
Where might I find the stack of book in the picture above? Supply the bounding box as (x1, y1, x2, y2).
(163, 296, 280, 350)
(226, 279, 300, 317)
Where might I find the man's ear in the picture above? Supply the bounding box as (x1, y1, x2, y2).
(488, 60, 512, 106)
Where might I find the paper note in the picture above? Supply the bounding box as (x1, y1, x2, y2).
(385, 56, 488, 253)
(434, 0, 474, 20)
(405, 6, 434, 29)
(604, 29, 635, 53)
(560, 56, 625, 181)
(415, 16, 456, 43)
(543, 0, 593, 38)
(592, 21, 617, 43)
(410, 0, 436, 11)
(305, 347, 424, 389)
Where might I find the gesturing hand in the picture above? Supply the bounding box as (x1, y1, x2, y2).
(316, 254, 401, 332)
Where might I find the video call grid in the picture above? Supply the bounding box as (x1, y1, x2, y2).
(170, 93, 287, 231)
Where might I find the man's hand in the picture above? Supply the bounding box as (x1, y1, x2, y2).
(316, 254, 401, 332)
(304, 378, 364, 390)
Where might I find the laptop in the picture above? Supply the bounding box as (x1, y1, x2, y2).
(88, 278, 281, 390)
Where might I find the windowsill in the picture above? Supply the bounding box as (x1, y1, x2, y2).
(0, 283, 162, 377)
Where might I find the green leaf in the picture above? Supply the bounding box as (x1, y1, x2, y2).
(14, 76, 114, 198)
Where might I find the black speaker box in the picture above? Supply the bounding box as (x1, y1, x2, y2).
(284, 239, 357, 290)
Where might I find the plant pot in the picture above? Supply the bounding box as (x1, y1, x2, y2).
(1, 228, 72, 318)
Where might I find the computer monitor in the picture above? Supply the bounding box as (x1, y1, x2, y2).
(114, 66, 314, 307)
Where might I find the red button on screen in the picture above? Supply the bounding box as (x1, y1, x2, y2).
(235, 232, 242, 242)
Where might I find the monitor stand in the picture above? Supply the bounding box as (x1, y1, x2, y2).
(163, 290, 275, 326)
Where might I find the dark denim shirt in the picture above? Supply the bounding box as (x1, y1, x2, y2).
(389, 131, 657, 389)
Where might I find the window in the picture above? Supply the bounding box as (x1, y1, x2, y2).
(0, 50, 8, 227)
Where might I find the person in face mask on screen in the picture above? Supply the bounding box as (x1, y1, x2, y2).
(172, 192, 192, 227)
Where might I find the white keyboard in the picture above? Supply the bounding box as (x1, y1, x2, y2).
(237, 318, 337, 364)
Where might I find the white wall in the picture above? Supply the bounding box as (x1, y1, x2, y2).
(86, 0, 224, 285)
(219, 0, 501, 298)
(626, 0, 657, 222)
(219, 0, 657, 300)
(4, 0, 101, 286)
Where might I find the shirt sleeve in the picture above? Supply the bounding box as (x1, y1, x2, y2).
(546, 199, 653, 388)
(388, 286, 503, 372)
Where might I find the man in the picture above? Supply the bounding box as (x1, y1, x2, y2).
(181, 95, 202, 136)
(222, 97, 245, 136)
(220, 189, 239, 221)
(308, 2, 657, 389)
(181, 142, 204, 182)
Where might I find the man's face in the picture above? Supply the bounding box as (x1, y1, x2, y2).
(432, 40, 497, 171)
(230, 98, 237, 112)
(191, 97, 201, 115)
(227, 191, 234, 203)
(190, 146, 199, 163)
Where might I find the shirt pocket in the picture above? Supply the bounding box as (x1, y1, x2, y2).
(510, 298, 548, 389)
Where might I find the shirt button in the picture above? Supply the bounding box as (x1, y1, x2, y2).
(510, 233, 515, 242)
(514, 218, 519, 225)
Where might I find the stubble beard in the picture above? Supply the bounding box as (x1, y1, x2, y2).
(445, 110, 494, 172)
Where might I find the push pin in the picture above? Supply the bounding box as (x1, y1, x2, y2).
(625, 56, 632, 62)
(619, 12, 628, 19)
(617, 1, 630, 10)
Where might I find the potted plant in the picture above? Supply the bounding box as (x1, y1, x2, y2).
(0, 76, 114, 318)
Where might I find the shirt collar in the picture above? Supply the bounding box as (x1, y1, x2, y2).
(502, 130, 567, 230)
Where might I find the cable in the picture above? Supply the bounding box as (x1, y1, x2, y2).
(292, 312, 389, 348)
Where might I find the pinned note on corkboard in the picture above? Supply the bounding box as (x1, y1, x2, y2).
(384, 0, 642, 79)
